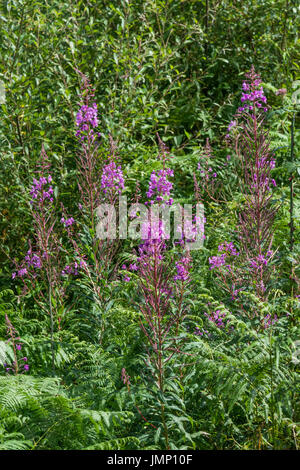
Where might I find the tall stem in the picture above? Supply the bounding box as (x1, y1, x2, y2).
(290, 112, 295, 252)
(204, 0, 209, 55)
(48, 272, 55, 373)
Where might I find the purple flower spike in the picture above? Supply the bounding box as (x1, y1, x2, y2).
(101, 160, 125, 196)
(76, 103, 99, 139)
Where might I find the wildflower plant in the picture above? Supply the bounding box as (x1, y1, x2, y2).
(69, 73, 127, 343)
(211, 68, 279, 326)
(232, 68, 278, 300)
(75, 70, 102, 225)
(11, 147, 79, 369)
(121, 137, 197, 448)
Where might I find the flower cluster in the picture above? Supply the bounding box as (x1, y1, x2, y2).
(138, 235, 166, 264)
(75, 103, 99, 140)
(258, 156, 276, 170)
(121, 368, 131, 387)
(218, 242, 239, 256)
(209, 254, 227, 270)
(226, 68, 268, 139)
(249, 251, 273, 270)
(30, 175, 54, 205)
(101, 160, 125, 195)
(238, 84, 268, 113)
(136, 215, 168, 268)
(130, 164, 171, 277)
(204, 310, 232, 330)
(209, 242, 239, 270)
(174, 255, 191, 281)
(12, 247, 44, 280)
(61, 260, 84, 277)
(4, 360, 29, 373)
(24, 249, 42, 269)
(146, 168, 174, 206)
(251, 173, 276, 191)
(12, 268, 27, 279)
(4, 356, 29, 373)
(263, 313, 278, 329)
(194, 326, 210, 337)
(61, 216, 75, 227)
(198, 164, 217, 181)
(121, 262, 138, 282)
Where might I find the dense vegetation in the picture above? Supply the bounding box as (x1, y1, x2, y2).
(0, 0, 299, 450)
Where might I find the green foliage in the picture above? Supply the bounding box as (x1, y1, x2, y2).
(0, 373, 136, 450)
